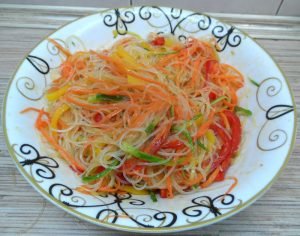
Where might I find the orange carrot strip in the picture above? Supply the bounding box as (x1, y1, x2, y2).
(219, 112, 230, 130)
(48, 38, 71, 57)
(187, 173, 203, 186)
(224, 176, 238, 195)
(194, 111, 215, 139)
(35, 110, 84, 172)
(166, 175, 173, 198)
(200, 167, 220, 188)
(38, 127, 85, 172)
(91, 50, 127, 76)
(20, 107, 43, 114)
(127, 71, 167, 89)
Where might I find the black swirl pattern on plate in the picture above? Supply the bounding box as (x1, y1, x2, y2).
(103, 8, 135, 35)
(16, 76, 45, 101)
(255, 77, 294, 151)
(16, 55, 50, 101)
(14, 7, 249, 227)
(49, 183, 177, 227)
(13, 142, 241, 227)
(26, 55, 50, 75)
(139, 6, 211, 41)
(182, 194, 241, 223)
(16, 144, 59, 181)
(212, 25, 242, 52)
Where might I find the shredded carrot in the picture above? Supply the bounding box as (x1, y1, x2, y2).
(21, 34, 247, 199)
(200, 167, 220, 188)
(194, 111, 215, 139)
(224, 176, 238, 195)
(166, 175, 173, 198)
(20, 107, 44, 114)
(39, 127, 85, 172)
(48, 38, 71, 57)
(219, 112, 230, 130)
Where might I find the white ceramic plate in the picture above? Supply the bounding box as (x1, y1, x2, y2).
(3, 6, 296, 233)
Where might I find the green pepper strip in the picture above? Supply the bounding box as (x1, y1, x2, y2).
(170, 105, 175, 117)
(197, 140, 208, 151)
(150, 51, 179, 56)
(149, 190, 158, 202)
(234, 106, 252, 116)
(82, 160, 119, 183)
(171, 125, 194, 151)
(191, 113, 202, 121)
(145, 117, 160, 134)
(182, 130, 194, 151)
(211, 96, 228, 105)
(88, 94, 126, 103)
(121, 143, 167, 163)
(249, 77, 260, 87)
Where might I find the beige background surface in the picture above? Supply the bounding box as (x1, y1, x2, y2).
(0, 2, 300, 236)
(1, 0, 300, 15)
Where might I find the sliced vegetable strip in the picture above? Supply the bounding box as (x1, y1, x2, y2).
(23, 34, 249, 199)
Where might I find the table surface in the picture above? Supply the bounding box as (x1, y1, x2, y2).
(0, 4, 299, 236)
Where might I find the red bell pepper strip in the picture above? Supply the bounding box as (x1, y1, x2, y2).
(144, 122, 172, 154)
(161, 139, 186, 150)
(210, 124, 232, 170)
(93, 112, 102, 122)
(224, 110, 242, 154)
(151, 36, 165, 46)
(204, 60, 217, 81)
(209, 92, 217, 101)
(213, 111, 242, 181)
(160, 189, 168, 198)
(122, 158, 143, 172)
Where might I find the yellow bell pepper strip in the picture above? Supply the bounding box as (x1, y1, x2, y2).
(195, 116, 203, 126)
(164, 38, 175, 47)
(46, 84, 70, 101)
(139, 41, 152, 51)
(50, 104, 70, 138)
(149, 51, 179, 56)
(112, 30, 142, 40)
(116, 46, 136, 64)
(119, 185, 148, 195)
(127, 75, 147, 85)
(114, 45, 143, 70)
(206, 129, 216, 151)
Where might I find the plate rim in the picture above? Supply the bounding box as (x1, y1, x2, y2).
(2, 6, 298, 233)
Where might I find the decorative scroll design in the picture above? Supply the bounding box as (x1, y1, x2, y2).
(103, 9, 135, 35)
(139, 6, 211, 40)
(182, 194, 242, 223)
(256, 77, 294, 151)
(49, 184, 177, 227)
(14, 144, 58, 182)
(212, 25, 242, 52)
